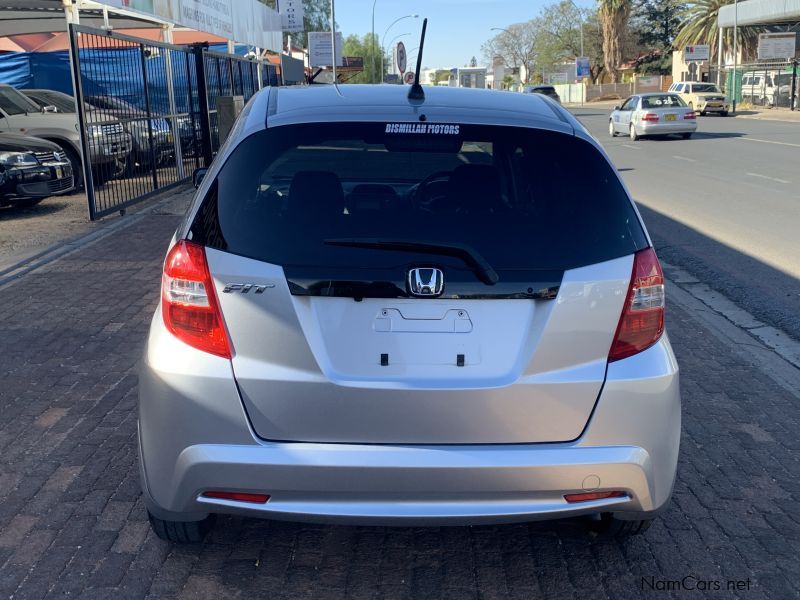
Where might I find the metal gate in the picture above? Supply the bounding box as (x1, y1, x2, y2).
(721, 60, 799, 110)
(68, 24, 277, 220)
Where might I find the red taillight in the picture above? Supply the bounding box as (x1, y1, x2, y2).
(641, 113, 659, 122)
(684, 111, 696, 120)
(202, 491, 270, 504)
(608, 248, 665, 362)
(564, 491, 626, 503)
(162, 240, 231, 358)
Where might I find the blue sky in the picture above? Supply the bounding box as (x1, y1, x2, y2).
(333, 0, 594, 69)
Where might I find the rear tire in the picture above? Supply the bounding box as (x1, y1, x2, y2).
(586, 513, 652, 538)
(60, 146, 84, 190)
(721, 111, 729, 117)
(147, 510, 215, 543)
(699, 110, 706, 116)
(629, 124, 639, 141)
(681, 132, 692, 139)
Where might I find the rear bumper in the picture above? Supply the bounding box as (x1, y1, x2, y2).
(139, 321, 680, 525)
(638, 121, 697, 135)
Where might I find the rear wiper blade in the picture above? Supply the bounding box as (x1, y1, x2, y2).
(323, 238, 499, 286)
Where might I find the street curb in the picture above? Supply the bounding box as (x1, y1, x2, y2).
(0, 187, 190, 290)
(664, 261, 800, 395)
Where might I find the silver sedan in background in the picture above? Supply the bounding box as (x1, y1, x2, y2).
(609, 93, 697, 141)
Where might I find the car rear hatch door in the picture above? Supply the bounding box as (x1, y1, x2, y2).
(195, 121, 649, 444)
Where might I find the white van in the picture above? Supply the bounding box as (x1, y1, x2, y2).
(740, 71, 779, 106)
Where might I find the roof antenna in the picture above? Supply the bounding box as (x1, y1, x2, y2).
(407, 18, 427, 101)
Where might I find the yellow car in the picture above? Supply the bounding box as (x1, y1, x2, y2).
(668, 82, 730, 116)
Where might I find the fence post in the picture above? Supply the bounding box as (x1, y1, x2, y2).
(791, 60, 798, 111)
(192, 43, 214, 167)
(139, 43, 159, 191)
(67, 24, 97, 220)
(162, 26, 185, 179)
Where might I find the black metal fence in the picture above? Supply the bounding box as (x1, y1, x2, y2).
(68, 25, 278, 220)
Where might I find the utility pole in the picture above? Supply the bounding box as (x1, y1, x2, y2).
(330, 0, 337, 84)
(732, 0, 738, 113)
(371, 0, 378, 83)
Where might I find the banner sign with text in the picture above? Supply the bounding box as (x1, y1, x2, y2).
(279, 0, 305, 33)
(757, 33, 797, 60)
(93, 0, 282, 51)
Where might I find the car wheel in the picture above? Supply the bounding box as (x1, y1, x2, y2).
(148, 511, 215, 543)
(699, 110, 706, 116)
(586, 513, 652, 537)
(60, 146, 84, 190)
(608, 120, 617, 137)
(681, 132, 692, 139)
(629, 124, 639, 141)
(92, 163, 115, 187)
(720, 111, 729, 117)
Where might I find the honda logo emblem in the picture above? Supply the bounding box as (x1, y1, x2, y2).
(408, 268, 444, 297)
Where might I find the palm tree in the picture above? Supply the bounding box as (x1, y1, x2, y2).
(598, 0, 632, 83)
(675, 0, 761, 61)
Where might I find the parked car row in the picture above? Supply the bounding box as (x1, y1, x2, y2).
(0, 83, 208, 206)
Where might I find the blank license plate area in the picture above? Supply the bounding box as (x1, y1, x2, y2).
(665, 114, 677, 121)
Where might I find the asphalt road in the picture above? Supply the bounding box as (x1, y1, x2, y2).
(570, 108, 800, 341)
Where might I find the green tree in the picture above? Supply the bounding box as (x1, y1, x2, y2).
(481, 21, 540, 83)
(675, 0, 761, 61)
(633, 0, 684, 50)
(341, 33, 386, 84)
(535, 2, 604, 82)
(598, 0, 632, 82)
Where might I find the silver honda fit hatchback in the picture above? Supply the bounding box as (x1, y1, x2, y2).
(139, 85, 680, 542)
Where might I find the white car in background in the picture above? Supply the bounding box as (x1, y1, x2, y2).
(610, 93, 697, 140)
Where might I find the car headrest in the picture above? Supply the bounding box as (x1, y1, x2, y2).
(288, 170, 344, 218)
(447, 164, 502, 214)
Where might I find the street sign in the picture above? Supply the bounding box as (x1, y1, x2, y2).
(757, 32, 797, 60)
(576, 56, 590, 78)
(683, 45, 709, 62)
(396, 41, 407, 75)
(403, 71, 415, 84)
(308, 31, 343, 67)
(279, 0, 305, 33)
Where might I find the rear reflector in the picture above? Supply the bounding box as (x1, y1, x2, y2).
(162, 240, 232, 358)
(608, 247, 665, 362)
(202, 491, 270, 504)
(564, 491, 626, 504)
(684, 111, 696, 120)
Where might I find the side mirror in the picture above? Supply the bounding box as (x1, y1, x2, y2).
(192, 167, 208, 189)
(42, 105, 58, 113)
(613, 105, 621, 111)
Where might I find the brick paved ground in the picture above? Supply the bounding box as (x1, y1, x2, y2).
(0, 198, 799, 599)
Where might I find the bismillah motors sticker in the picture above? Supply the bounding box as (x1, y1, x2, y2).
(385, 123, 461, 135)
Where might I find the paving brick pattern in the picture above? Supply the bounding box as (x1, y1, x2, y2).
(0, 210, 798, 599)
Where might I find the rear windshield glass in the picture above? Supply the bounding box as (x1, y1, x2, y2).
(190, 123, 647, 277)
(691, 84, 721, 93)
(641, 95, 686, 108)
